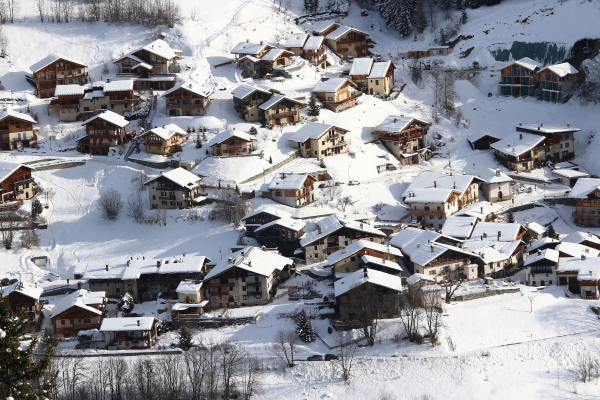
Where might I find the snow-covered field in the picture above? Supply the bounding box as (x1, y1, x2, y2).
(2, 0, 600, 398)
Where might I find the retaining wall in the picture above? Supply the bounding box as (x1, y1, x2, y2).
(240, 151, 301, 184)
(453, 287, 520, 302)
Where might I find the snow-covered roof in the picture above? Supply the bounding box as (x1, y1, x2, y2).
(456, 202, 503, 220)
(142, 124, 188, 141)
(334, 268, 402, 297)
(268, 173, 309, 191)
(132, 62, 153, 70)
(172, 300, 208, 311)
(211, 129, 255, 145)
(114, 53, 145, 65)
(477, 168, 513, 184)
(556, 242, 600, 258)
(360, 255, 403, 272)
(517, 124, 581, 134)
(303, 36, 325, 50)
(491, 132, 546, 157)
(538, 62, 578, 77)
(404, 188, 455, 203)
(176, 280, 203, 294)
(0, 162, 29, 184)
(313, 21, 339, 34)
(30, 54, 87, 73)
(255, 217, 306, 233)
(82, 90, 104, 100)
(142, 39, 179, 60)
(145, 168, 200, 190)
(0, 110, 37, 124)
(300, 214, 386, 247)
(231, 83, 272, 99)
(557, 257, 600, 282)
(289, 123, 348, 142)
(50, 290, 104, 318)
(103, 80, 134, 93)
(378, 115, 425, 133)
(506, 57, 541, 71)
(568, 179, 600, 199)
(1, 281, 43, 300)
(562, 231, 600, 246)
(327, 239, 402, 265)
(349, 58, 374, 76)
(100, 317, 156, 332)
(258, 95, 304, 110)
(55, 84, 86, 97)
(470, 222, 524, 241)
(163, 80, 213, 98)
(406, 273, 435, 286)
(462, 239, 521, 264)
(285, 33, 309, 48)
(262, 48, 293, 61)
(467, 130, 502, 144)
(402, 172, 482, 201)
(552, 169, 589, 179)
(82, 111, 129, 128)
(528, 237, 560, 252)
(389, 228, 441, 250)
(241, 206, 293, 221)
(408, 241, 475, 267)
(441, 216, 478, 239)
(526, 222, 546, 235)
(313, 78, 356, 93)
(524, 249, 559, 266)
(204, 246, 292, 280)
(326, 25, 369, 41)
(231, 42, 272, 55)
(368, 61, 393, 78)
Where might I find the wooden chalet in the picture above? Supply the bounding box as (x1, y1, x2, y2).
(284, 33, 309, 55)
(262, 173, 316, 208)
(29, 54, 88, 98)
(324, 25, 369, 60)
(258, 95, 304, 127)
(537, 62, 578, 102)
(254, 217, 306, 257)
(241, 207, 294, 236)
(313, 78, 361, 112)
(524, 249, 559, 287)
(349, 57, 374, 92)
(100, 317, 158, 349)
(289, 122, 349, 158)
(302, 36, 327, 68)
(467, 131, 501, 150)
(0, 162, 37, 203)
(113, 39, 181, 90)
(50, 290, 107, 335)
(562, 231, 600, 250)
(569, 179, 600, 227)
(376, 115, 430, 165)
(491, 131, 547, 172)
(0, 110, 38, 150)
(231, 84, 278, 122)
(210, 128, 256, 157)
(144, 168, 201, 209)
(328, 240, 403, 278)
(557, 257, 600, 299)
(139, 124, 188, 156)
(2, 281, 43, 332)
(500, 57, 540, 97)
(77, 111, 129, 155)
(163, 80, 213, 116)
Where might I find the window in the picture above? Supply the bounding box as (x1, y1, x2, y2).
(84, 319, 90, 324)
(61, 320, 65, 325)
(350, 256, 356, 261)
(115, 288, 121, 294)
(255, 294, 262, 299)
(229, 287, 233, 291)
(243, 295, 248, 300)
(242, 286, 246, 291)
(429, 270, 436, 275)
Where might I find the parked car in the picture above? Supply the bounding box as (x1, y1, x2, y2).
(346, 56, 354, 62)
(123, 312, 144, 318)
(361, 9, 369, 16)
(318, 183, 327, 189)
(325, 354, 338, 361)
(348, 180, 360, 186)
(307, 355, 323, 361)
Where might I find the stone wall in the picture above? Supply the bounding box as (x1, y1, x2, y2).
(239, 151, 301, 184)
(453, 287, 520, 302)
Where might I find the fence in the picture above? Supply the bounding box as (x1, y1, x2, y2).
(452, 287, 520, 302)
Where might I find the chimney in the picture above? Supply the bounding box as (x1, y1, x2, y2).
(246, 39, 250, 43)
(342, 248, 346, 254)
(360, 223, 364, 229)
(228, 257, 233, 264)
(540, 123, 544, 128)
(434, 180, 437, 188)
(248, 260, 252, 267)
(137, 320, 140, 326)
(520, 134, 523, 140)
(519, 122, 522, 126)
(183, 252, 186, 257)
(417, 243, 420, 248)
(157, 260, 161, 267)
(585, 248, 590, 253)
(162, 125, 165, 129)
(481, 206, 484, 214)
(538, 250, 542, 256)
(394, 118, 398, 123)
(126, 260, 130, 267)
(526, 222, 530, 227)
(317, 227, 322, 234)
(430, 244, 435, 252)
(260, 40, 264, 45)
(189, 83, 192, 88)
(453, 181, 456, 189)
(496, 169, 501, 177)
(581, 254, 587, 260)
(498, 230, 502, 239)
(143, 256, 145, 260)
(567, 122, 570, 128)
(363, 267, 368, 279)
(105, 263, 109, 271)
(262, 246, 267, 252)
(483, 232, 487, 238)
(590, 270, 593, 275)
(537, 126, 540, 130)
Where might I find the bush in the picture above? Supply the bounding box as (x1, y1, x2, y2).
(179, 325, 193, 351)
(20, 230, 39, 249)
(414, 333, 424, 345)
(31, 199, 44, 219)
(98, 188, 123, 221)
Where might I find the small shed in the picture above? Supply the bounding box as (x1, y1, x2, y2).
(99, 317, 158, 350)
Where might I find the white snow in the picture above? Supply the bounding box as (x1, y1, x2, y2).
(82, 111, 129, 128)
(99, 316, 156, 332)
(334, 268, 402, 297)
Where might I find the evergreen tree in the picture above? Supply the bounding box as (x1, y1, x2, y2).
(201, 129, 208, 144)
(195, 133, 202, 149)
(439, 27, 447, 45)
(547, 224, 558, 240)
(31, 199, 43, 219)
(319, 158, 326, 168)
(269, 156, 273, 164)
(307, 93, 320, 117)
(249, 126, 258, 135)
(187, 126, 192, 134)
(507, 210, 515, 223)
(179, 325, 193, 351)
(296, 310, 316, 342)
(303, 0, 312, 11)
(460, 7, 468, 24)
(0, 296, 56, 398)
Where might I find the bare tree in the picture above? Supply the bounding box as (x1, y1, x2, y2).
(6, 0, 18, 23)
(399, 284, 422, 341)
(378, 389, 398, 400)
(20, 230, 40, 249)
(0, 211, 21, 249)
(218, 340, 245, 399)
(0, 25, 9, 57)
(190, 4, 197, 21)
(410, 58, 423, 85)
(97, 188, 123, 221)
(323, 175, 342, 201)
(131, 171, 149, 192)
(271, 329, 297, 367)
(276, 0, 285, 12)
(36, 0, 47, 22)
(334, 331, 359, 381)
(208, 190, 252, 225)
(422, 290, 441, 346)
(240, 355, 263, 399)
(337, 195, 352, 212)
(126, 193, 145, 223)
(441, 278, 463, 304)
(575, 353, 600, 383)
(528, 292, 536, 313)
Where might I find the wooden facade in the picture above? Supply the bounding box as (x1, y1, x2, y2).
(326, 28, 368, 60)
(5, 290, 42, 332)
(31, 57, 87, 98)
(0, 165, 36, 203)
(79, 117, 128, 155)
(378, 117, 430, 165)
(314, 80, 361, 112)
(260, 97, 303, 127)
(500, 63, 539, 97)
(337, 280, 400, 321)
(0, 114, 37, 151)
(164, 86, 211, 117)
(537, 67, 578, 102)
(233, 89, 273, 122)
(146, 174, 201, 210)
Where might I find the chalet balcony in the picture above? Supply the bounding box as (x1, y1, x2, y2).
(210, 283, 235, 288)
(329, 140, 347, 148)
(324, 92, 362, 106)
(211, 291, 230, 296)
(246, 289, 262, 295)
(529, 267, 554, 274)
(410, 210, 446, 216)
(158, 195, 176, 200)
(270, 111, 298, 119)
(573, 212, 600, 219)
(246, 281, 261, 286)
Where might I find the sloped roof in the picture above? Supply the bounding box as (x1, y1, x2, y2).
(456, 201, 503, 220)
(82, 111, 129, 128)
(241, 206, 293, 221)
(55, 84, 86, 97)
(467, 130, 502, 144)
(258, 95, 304, 110)
(526, 222, 546, 235)
(313, 21, 339, 34)
(470, 222, 524, 241)
(103, 80, 134, 93)
(300, 214, 386, 247)
(269, 173, 309, 190)
(562, 231, 600, 245)
(491, 132, 546, 157)
(334, 268, 402, 297)
(568, 179, 600, 199)
(404, 241, 475, 267)
(262, 49, 294, 61)
(141, 39, 179, 60)
(462, 238, 522, 264)
(231, 84, 272, 99)
(289, 123, 348, 142)
(145, 168, 200, 190)
(552, 169, 588, 179)
(528, 237, 560, 252)
(524, 248, 559, 266)
(327, 239, 402, 266)
(141, 124, 188, 141)
(368, 61, 393, 78)
(477, 168, 513, 184)
(231, 42, 272, 55)
(204, 246, 292, 280)
(406, 273, 435, 286)
(50, 290, 104, 318)
(285, 33, 309, 48)
(304, 36, 325, 50)
(176, 280, 203, 294)
(255, 217, 305, 233)
(211, 129, 255, 146)
(30, 54, 87, 73)
(360, 255, 403, 272)
(518, 124, 581, 134)
(313, 78, 356, 92)
(0, 110, 37, 125)
(539, 62, 578, 77)
(404, 188, 455, 204)
(1, 281, 43, 300)
(441, 215, 478, 239)
(378, 115, 427, 133)
(402, 172, 482, 202)
(326, 25, 369, 41)
(100, 317, 156, 332)
(0, 162, 30, 184)
(163, 80, 213, 98)
(506, 57, 541, 71)
(556, 242, 600, 258)
(349, 58, 374, 76)
(557, 257, 600, 282)
(389, 227, 437, 250)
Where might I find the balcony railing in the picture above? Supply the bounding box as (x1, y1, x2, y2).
(410, 210, 447, 216)
(573, 212, 600, 219)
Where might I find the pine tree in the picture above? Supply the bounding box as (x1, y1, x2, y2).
(439, 27, 447, 45)
(0, 296, 56, 398)
(547, 224, 558, 240)
(296, 310, 316, 342)
(249, 126, 258, 135)
(179, 325, 193, 351)
(195, 133, 202, 149)
(460, 7, 468, 24)
(269, 156, 273, 164)
(319, 158, 326, 168)
(202, 130, 208, 144)
(507, 210, 515, 223)
(307, 93, 320, 117)
(303, 0, 311, 11)
(31, 199, 43, 219)
(187, 126, 192, 134)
